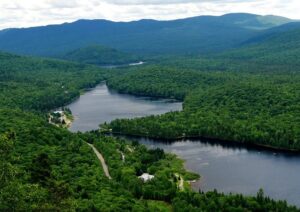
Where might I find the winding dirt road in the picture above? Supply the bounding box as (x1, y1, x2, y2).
(87, 143, 112, 179)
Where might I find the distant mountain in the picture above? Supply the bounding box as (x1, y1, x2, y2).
(61, 45, 141, 65)
(220, 24, 300, 65)
(242, 22, 300, 45)
(0, 13, 294, 57)
(216, 13, 292, 30)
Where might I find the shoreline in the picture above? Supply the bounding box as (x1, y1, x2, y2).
(49, 110, 74, 129)
(104, 131, 300, 154)
(103, 84, 299, 154)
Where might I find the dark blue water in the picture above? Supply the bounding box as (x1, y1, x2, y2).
(67, 83, 300, 207)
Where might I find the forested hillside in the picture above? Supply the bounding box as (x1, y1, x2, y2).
(0, 51, 193, 210)
(0, 52, 108, 111)
(1, 51, 297, 210)
(148, 27, 300, 76)
(242, 22, 300, 45)
(105, 66, 300, 151)
(0, 13, 293, 56)
(62, 45, 140, 66)
(219, 26, 300, 66)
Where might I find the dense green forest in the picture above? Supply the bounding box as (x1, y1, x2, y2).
(0, 52, 109, 111)
(104, 62, 300, 150)
(62, 45, 141, 66)
(1, 50, 298, 210)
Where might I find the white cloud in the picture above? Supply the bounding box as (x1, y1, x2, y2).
(103, 0, 258, 5)
(0, 0, 299, 29)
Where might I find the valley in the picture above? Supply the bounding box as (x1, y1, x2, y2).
(0, 11, 300, 211)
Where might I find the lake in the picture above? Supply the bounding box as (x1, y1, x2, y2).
(68, 83, 182, 132)
(67, 83, 300, 207)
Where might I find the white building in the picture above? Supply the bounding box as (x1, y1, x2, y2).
(138, 173, 154, 182)
(53, 110, 63, 115)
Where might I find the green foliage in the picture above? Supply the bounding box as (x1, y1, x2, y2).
(0, 133, 16, 187)
(172, 190, 299, 212)
(30, 153, 52, 186)
(62, 45, 140, 65)
(0, 48, 298, 210)
(105, 64, 300, 150)
(219, 27, 300, 67)
(0, 110, 146, 210)
(0, 52, 108, 111)
(107, 66, 226, 100)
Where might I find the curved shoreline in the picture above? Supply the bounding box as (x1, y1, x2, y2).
(104, 83, 299, 154)
(66, 81, 299, 153)
(105, 131, 300, 154)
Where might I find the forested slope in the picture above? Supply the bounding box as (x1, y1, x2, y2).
(62, 45, 140, 66)
(0, 52, 108, 111)
(149, 24, 300, 74)
(104, 64, 300, 150)
(220, 26, 300, 66)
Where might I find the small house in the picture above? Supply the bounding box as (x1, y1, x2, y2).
(138, 173, 154, 182)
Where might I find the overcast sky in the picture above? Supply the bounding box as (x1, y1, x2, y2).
(0, 0, 299, 29)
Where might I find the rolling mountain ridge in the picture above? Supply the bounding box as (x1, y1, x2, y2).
(0, 13, 294, 57)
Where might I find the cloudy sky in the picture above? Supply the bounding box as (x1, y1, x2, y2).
(0, 0, 299, 29)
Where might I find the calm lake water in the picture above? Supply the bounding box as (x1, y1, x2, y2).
(137, 138, 300, 206)
(68, 83, 182, 132)
(67, 83, 300, 207)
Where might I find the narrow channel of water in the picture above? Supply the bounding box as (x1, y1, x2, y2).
(66, 83, 300, 207)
